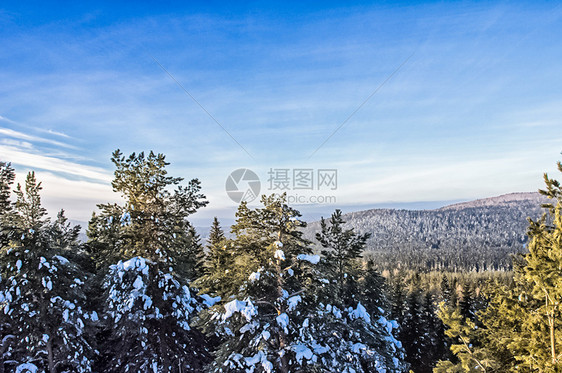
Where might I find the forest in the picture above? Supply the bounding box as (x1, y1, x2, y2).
(304, 194, 544, 272)
(1, 150, 562, 373)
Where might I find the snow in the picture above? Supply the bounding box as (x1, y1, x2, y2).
(53, 255, 70, 265)
(248, 272, 261, 282)
(331, 305, 342, 319)
(120, 211, 131, 226)
(133, 276, 144, 290)
(274, 249, 285, 261)
(287, 295, 302, 311)
(16, 363, 38, 373)
(274, 241, 283, 248)
(292, 344, 314, 364)
(352, 343, 367, 353)
(222, 299, 257, 322)
(90, 311, 99, 322)
(200, 294, 221, 307)
(121, 257, 149, 276)
(297, 254, 320, 264)
(287, 268, 294, 276)
(106, 256, 199, 333)
(42, 277, 53, 291)
(243, 351, 273, 373)
(349, 302, 371, 323)
(38, 257, 50, 269)
(15, 260, 22, 271)
(276, 313, 289, 329)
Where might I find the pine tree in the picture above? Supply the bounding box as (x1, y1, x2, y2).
(360, 259, 389, 313)
(0, 162, 15, 249)
(434, 303, 498, 372)
(418, 291, 446, 372)
(458, 282, 473, 321)
(440, 274, 452, 304)
(208, 217, 225, 248)
(436, 160, 562, 371)
(207, 194, 315, 372)
(316, 209, 370, 306)
(175, 225, 204, 280)
(313, 209, 406, 372)
(195, 218, 233, 297)
(400, 280, 424, 370)
(206, 195, 406, 372)
(0, 172, 95, 373)
(88, 150, 210, 372)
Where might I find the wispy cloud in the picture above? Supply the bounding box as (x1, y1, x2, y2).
(0, 127, 77, 149)
(0, 145, 112, 183)
(0, 115, 16, 124)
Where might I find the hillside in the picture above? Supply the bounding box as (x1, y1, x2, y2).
(304, 192, 550, 271)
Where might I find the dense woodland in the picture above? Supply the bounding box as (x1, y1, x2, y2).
(304, 195, 545, 272)
(1, 151, 562, 372)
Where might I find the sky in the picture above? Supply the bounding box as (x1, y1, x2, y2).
(1, 1, 561, 227)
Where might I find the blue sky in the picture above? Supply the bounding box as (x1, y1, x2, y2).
(1, 1, 561, 225)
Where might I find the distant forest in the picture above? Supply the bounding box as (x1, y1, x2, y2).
(305, 193, 546, 271)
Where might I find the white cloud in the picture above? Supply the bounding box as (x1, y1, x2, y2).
(0, 145, 112, 183)
(0, 127, 76, 149)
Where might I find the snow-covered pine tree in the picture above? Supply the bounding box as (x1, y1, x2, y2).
(89, 150, 211, 372)
(206, 194, 320, 373)
(0, 171, 96, 373)
(314, 209, 407, 372)
(207, 195, 406, 372)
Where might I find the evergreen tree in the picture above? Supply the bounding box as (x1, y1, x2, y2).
(418, 291, 445, 372)
(360, 259, 389, 313)
(0, 162, 13, 212)
(436, 160, 562, 371)
(434, 303, 498, 372)
(207, 195, 406, 372)
(208, 217, 225, 248)
(389, 271, 406, 327)
(440, 274, 452, 304)
(458, 282, 473, 321)
(0, 162, 15, 248)
(88, 150, 210, 372)
(315, 209, 370, 306)
(400, 283, 423, 370)
(175, 225, 204, 279)
(0, 172, 95, 373)
(196, 218, 233, 297)
(314, 209, 406, 371)
(207, 194, 316, 372)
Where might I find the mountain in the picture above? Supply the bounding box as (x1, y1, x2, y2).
(304, 192, 550, 272)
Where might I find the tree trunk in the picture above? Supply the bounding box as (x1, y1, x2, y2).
(546, 290, 557, 365)
(550, 314, 556, 364)
(47, 338, 54, 373)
